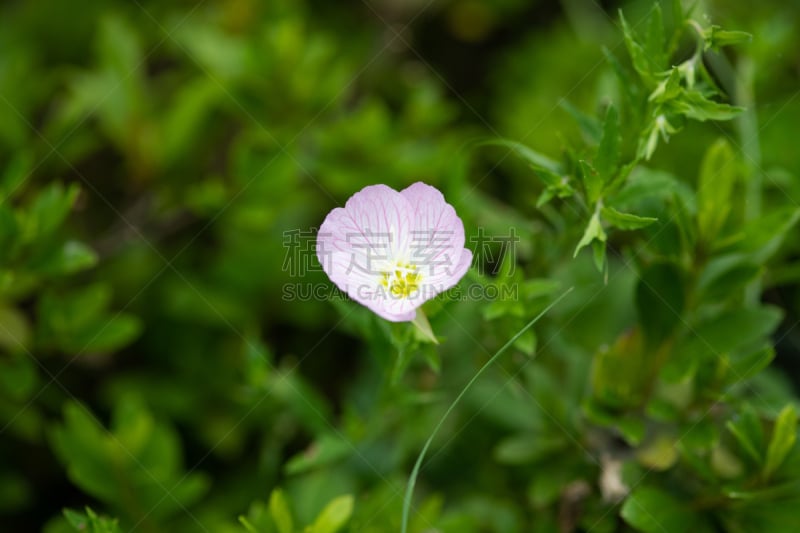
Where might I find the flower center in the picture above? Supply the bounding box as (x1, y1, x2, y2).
(380, 263, 421, 299)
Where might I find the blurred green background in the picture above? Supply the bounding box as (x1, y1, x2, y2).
(1, 0, 799, 531)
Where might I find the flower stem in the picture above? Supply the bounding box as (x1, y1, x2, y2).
(400, 287, 574, 532)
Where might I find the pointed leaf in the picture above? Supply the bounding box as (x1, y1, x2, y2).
(309, 495, 354, 533)
(644, 3, 666, 71)
(595, 105, 620, 180)
(580, 159, 603, 204)
(269, 489, 294, 533)
(573, 210, 606, 258)
(727, 404, 765, 464)
(560, 100, 601, 142)
(763, 405, 798, 479)
(697, 139, 736, 242)
(674, 91, 744, 121)
(601, 206, 657, 230)
(479, 139, 561, 173)
(703, 25, 752, 51)
(620, 11, 655, 85)
(621, 486, 701, 532)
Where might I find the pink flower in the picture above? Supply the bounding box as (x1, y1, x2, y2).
(317, 182, 473, 322)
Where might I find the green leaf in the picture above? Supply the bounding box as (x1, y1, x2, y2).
(29, 183, 79, 238)
(0, 150, 33, 201)
(239, 501, 272, 533)
(478, 139, 562, 174)
(681, 418, 719, 452)
(667, 306, 782, 381)
(763, 405, 798, 479)
(284, 434, 351, 475)
(726, 404, 765, 464)
(493, 433, 567, 465)
(649, 68, 682, 103)
(308, 495, 353, 533)
(723, 498, 800, 532)
(729, 207, 800, 262)
(65, 314, 143, 354)
(724, 345, 775, 386)
(411, 309, 438, 345)
(592, 239, 607, 275)
(97, 15, 142, 76)
(513, 329, 537, 356)
(0, 304, 31, 353)
(697, 255, 761, 301)
(703, 307, 783, 351)
(595, 105, 620, 180)
(580, 160, 603, 205)
(591, 330, 647, 411)
(38, 284, 142, 354)
(618, 416, 646, 446)
(601, 206, 657, 230)
(636, 435, 678, 471)
(533, 167, 574, 207)
(703, 25, 752, 51)
(673, 91, 744, 121)
(620, 11, 655, 85)
(269, 489, 294, 533)
(0, 204, 19, 260)
(643, 3, 666, 71)
(51, 400, 210, 518)
(560, 100, 601, 142)
(636, 262, 685, 347)
(697, 138, 736, 242)
(238, 516, 261, 533)
(159, 79, 222, 166)
(621, 486, 700, 533)
(711, 444, 744, 479)
(724, 480, 800, 501)
(51, 403, 120, 504)
(603, 47, 640, 110)
(31, 241, 98, 276)
(64, 506, 122, 533)
(0, 352, 37, 401)
(93, 16, 145, 143)
(573, 209, 606, 258)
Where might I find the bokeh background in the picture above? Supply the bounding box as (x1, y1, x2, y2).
(1, 0, 799, 531)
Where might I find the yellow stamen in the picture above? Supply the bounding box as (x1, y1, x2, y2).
(381, 263, 421, 298)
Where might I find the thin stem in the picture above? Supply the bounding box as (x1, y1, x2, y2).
(400, 287, 574, 533)
(736, 56, 762, 304)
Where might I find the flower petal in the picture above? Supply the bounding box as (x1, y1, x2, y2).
(318, 185, 413, 271)
(317, 185, 416, 320)
(401, 181, 469, 287)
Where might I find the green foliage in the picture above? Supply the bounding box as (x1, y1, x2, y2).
(64, 507, 122, 533)
(2, 0, 800, 532)
(50, 399, 210, 524)
(239, 489, 353, 533)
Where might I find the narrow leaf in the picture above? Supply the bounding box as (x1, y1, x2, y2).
(573, 210, 606, 258)
(580, 159, 603, 204)
(478, 139, 561, 173)
(620, 10, 654, 85)
(621, 486, 700, 532)
(400, 289, 573, 533)
(763, 405, 798, 480)
(601, 206, 657, 230)
(697, 138, 736, 242)
(727, 404, 765, 464)
(269, 489, 294, 533)
(595, 105, 620, 180)
(309, 495, 354, 533)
